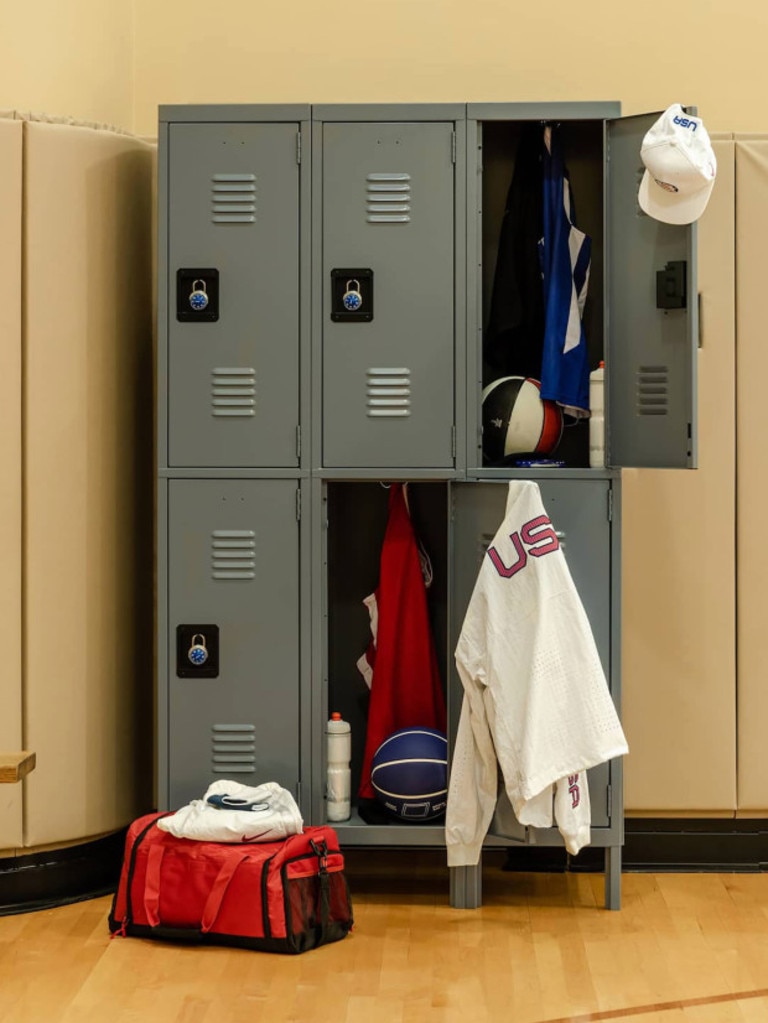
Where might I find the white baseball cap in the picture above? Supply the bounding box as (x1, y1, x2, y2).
(638, 104, 717, 224)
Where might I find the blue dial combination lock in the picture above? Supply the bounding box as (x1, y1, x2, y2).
(189, 279, 209, 311)
(342, 279, 363, 312)
(187, 634, 209, 666)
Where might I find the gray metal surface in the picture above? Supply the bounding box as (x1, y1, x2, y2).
(450, 864, 482, 909)
(313, 103, 465, 122)
(161, 104, 311, 123)
(468, 102, 621, 121)
(320, 121, 456, 468)
(166, 121, 302, 469)
(166, 479, 301, 809)
(606, 113, 697, 468)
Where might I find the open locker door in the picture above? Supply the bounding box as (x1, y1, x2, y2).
(606, 112, 698, 468)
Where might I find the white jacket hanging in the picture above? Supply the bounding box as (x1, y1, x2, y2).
(445, 480, 628, 865)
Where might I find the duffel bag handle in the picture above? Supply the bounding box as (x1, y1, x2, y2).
(201, 854, 249, 934)
(143, 846, 248, 934)
(144, 845, 165, 927)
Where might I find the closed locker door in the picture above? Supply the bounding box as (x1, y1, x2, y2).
(451, 480, 612, 835)
(167, 123, 300, 468)
(167, 480, 300, 809)
(322, 122, 455, 468)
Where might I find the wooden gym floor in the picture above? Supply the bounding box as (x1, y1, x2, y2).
(2, 849, 768, 1023)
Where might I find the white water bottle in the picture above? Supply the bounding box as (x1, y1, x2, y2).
(326, 712, 351, 822)
(589, 361, 605, 469)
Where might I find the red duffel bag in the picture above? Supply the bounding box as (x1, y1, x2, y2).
(108, 812, 353, 954)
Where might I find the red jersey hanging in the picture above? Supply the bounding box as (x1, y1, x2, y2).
(358, 484, 446, 800)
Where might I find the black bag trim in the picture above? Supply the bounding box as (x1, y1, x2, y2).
(261, 853, 275, 939)
(118, 919, 351, 955)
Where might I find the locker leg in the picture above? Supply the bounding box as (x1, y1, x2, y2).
(449, 862, 482, 909)
(604, 845, 622, 910)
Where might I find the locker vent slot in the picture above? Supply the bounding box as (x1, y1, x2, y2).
(211, 530, 256, 579)
(211, 173, 256, 224)
(211, 724, 256, 773)
(366, 367, 411, 417)
(366, 173, 411, 223)
(636, 365, 669, 416)
(212, 367, 256, 417)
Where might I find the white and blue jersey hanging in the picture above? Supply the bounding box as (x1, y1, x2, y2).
(538, 125, 592, 420)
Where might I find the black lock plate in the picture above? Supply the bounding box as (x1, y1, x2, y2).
(656, 260, 687, 310)
(331, 268, 373, 322)
(177, 268, 220, 322)
(176, 624, 220, 678)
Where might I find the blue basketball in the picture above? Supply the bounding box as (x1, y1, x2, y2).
(371, 727, 448, 821)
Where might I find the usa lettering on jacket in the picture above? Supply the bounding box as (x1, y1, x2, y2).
(487, 513, 559, 578)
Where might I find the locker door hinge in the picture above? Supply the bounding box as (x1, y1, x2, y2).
(296, 487, 302, 522)
(295, 780, 302, 807)
(606, 784, 613, 819)
(451, 131, 457, 164)
(296, 132, 302, 164)
(607, 489, 613, 522)
(451, 424, 456, 459)
(296, 424, 302, 460)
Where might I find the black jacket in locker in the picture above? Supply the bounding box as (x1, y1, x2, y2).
(484, 123, 547, 385)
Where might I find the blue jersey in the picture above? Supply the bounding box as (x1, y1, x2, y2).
(538, 127, 592, 419)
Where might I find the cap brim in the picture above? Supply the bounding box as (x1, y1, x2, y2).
(638, 169, 715, 225)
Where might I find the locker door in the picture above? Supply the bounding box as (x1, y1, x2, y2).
(167, 480, 300, 809)
(322, 122, 455, 468)
(606, 112, 698, 468)
(167, 123, 300, 468)
(451, 480, 613, 836)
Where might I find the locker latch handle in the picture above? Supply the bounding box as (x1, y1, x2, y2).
(656, 260, 687, 310)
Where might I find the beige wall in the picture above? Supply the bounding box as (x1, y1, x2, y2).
(0, 2, 134, 128)
(133, 0, 764, 135)
(0, 1, 762, 142)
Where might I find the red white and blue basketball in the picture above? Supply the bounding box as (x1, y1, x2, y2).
(370, 727, 448, 821)
(482, 376, 563, 462)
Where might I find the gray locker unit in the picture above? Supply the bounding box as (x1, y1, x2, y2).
(158, 101, 698, 913)
(312, 105, 466, 472)
(157, 105, 313, 819)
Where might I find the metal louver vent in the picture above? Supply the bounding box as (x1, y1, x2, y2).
(211, 530, 256, 580)
(366, 367, 411, 418)
(366, 173, 411, 223)
(212, 367, 256, 417)
(211, 173, 256, 224)
(637, 365, 669, 416)
(211, 724, 256, 773)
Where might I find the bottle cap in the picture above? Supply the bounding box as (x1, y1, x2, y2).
(331, 712, 341, 720)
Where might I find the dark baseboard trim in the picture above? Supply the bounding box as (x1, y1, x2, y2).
(0, 829, 127, 916)
(3, 818, 767, 916)
(503, 819, 768, 874)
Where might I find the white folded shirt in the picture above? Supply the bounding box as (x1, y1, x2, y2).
(157, 780, 304, 843)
